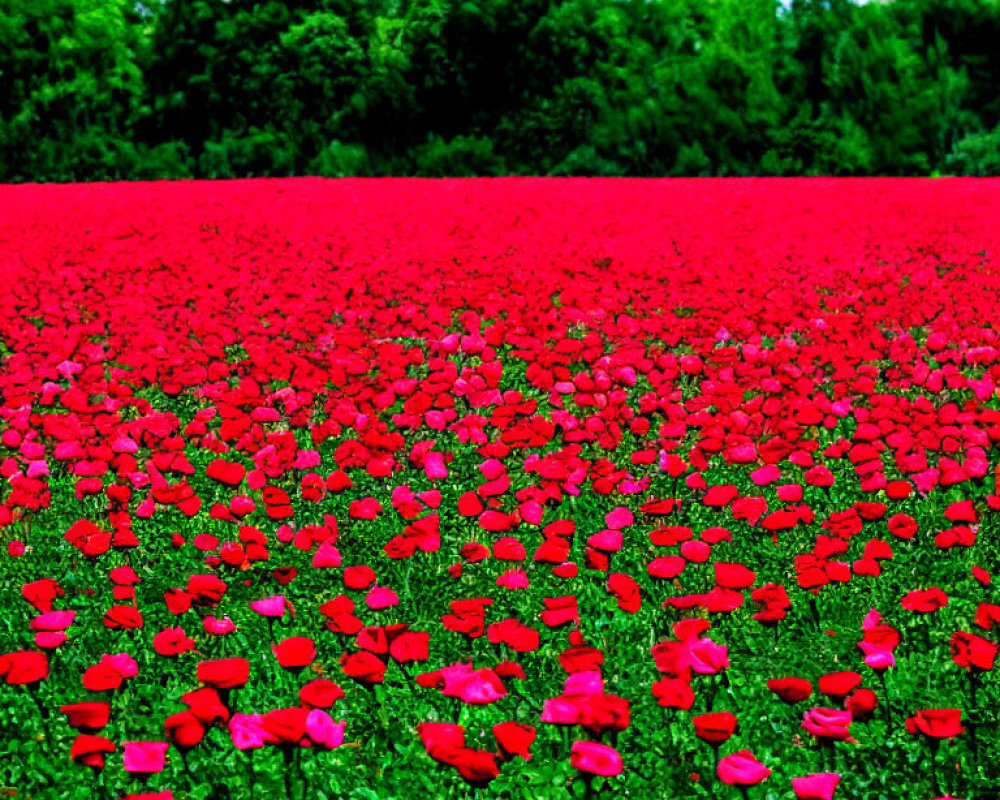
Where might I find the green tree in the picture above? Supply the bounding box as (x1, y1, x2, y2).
(0, 0, 146, 180)
(2, 0, 1000, 179)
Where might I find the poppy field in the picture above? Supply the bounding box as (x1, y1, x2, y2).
(2, 178, 1000, 800)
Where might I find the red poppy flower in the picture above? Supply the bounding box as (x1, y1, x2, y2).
(493, 721, 535, 761)
(274, 637, 317, 670)
(153, 627, 196, 657)
(61, 702, 111, 731)
(901, 587, 949, 613)
(802, 708, 855, 742)
(846, 688, 878, 720)
(693, 712, 737, 744)
(652, 677, 695, 710)
(817, 671, 862, 701)
(767, 677, 813, 704)
(70, 734, 116, 770)
(197, 658, 250, 689)
(165, 711, 206, 750)
(950, 632, 998, 671)
(906, 709, 965, 739)
(0, 650, 48, 685)
(299, 679, 345, 709)
(341, 651, 386, 684)
(717, 749, 771, 786)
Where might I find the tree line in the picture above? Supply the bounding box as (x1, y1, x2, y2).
(2, 0, 999, 180)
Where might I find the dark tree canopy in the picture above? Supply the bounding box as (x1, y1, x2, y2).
(2, 0, 999, 180)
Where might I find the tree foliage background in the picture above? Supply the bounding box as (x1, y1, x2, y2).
(2, 0, 999, 180)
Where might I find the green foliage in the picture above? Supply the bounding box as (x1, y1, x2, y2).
(412, 134, 505, 176)
(2, 0, 1000, 179)
(944, 124, 1000, 175)
(0, 0, 146, 180)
